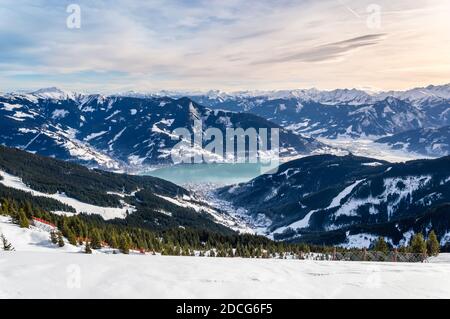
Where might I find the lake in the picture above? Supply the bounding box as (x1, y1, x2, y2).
(140, 163, 277, 186)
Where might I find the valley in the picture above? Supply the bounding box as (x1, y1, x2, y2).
(0, 84, 449, 252)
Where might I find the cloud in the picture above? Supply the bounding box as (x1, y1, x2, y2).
(0, 0, 448, 92)
(254, 33, 387, 64)
(231, 28, 282, 41)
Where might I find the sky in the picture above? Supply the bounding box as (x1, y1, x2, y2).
(0, 0, 449, 93)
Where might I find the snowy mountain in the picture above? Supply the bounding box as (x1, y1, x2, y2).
(217, 154, 450, 246)
(182, 83, 450, 107)
(377, 84, 450, 105)
(0, 145, 241, 234)
(0, 90, 324, 168)
(179, 84, 450, 139)
(375, 126, 450, 157)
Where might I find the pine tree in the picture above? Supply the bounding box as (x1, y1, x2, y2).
(119, 233, 131, 254)
(24, 201, 33, 218)
(1, 234, 14, 251)
(85, 242, 92, 254)
(67, 230, 77, 246)
(18, 209, 29, 228)
(90, 229, 102, 249)
(373, 237, 389, 253)
(50, 231, 58, 244)
(427, 231, 440, 257)
(410, 233, 427, 254)
(57, 232, 65, 247)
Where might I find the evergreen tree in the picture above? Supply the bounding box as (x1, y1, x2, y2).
(85, 242, 92, 254)
(90, 229, 102, 249)
(373, 237, 389, 253)
(106, 230, 118, 248)
(427, 231, 440, 257)
(18, 209, 29, 228)
(57, 232, 65, 247)
(410, 233, 427, 255)
(119, 233, 131, 254)
(50, 231, 58, 244)
(67, 230, 77, 246)
(1, 234, 14, 251)
(24, 201, 33, 218)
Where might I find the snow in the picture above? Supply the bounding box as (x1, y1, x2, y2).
(0, 170, 135, 220)
(1, 214, 449, 299)
(51, 109, 69, 119)
(440, 231, 450, 247)
(317, 137, 430, 163)
(328, 180, 364, 209)
(1, 251, 449, 298)
(84, 130, 108, 142)
(339, 233, 393, 249)
(399, 230, 415, 247)
(153, 192, 252, 233)
(128, 155, 146, 166)
(362, 162, 383, 167)
(333, 175, 432, 219)
(1, 102, 23, 111)
(31, 87, 76, 100)
(108, 127, 127, 150)
(182, 183, 257, 233)
(11, 111, 34, 119)
(105, 110, 120, 120)
(271, 180, 364, 236)
(272, 210, 317, 236)
(0, 216, 79, 253)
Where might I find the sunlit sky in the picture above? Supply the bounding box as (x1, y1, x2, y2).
(1, 0, 449, 93)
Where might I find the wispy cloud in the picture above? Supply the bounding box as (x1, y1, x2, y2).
(254, 34, 387, 64)
(0, 0, 449, 92)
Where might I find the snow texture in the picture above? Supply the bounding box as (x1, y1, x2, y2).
(0, 170, 134, 220)
(0, 250, 449, 298)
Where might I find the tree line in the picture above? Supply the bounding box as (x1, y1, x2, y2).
(0, 196, 440, 258)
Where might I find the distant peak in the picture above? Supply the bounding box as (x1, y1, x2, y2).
(32, 87, 65, 94)
(31, 87, 77, 100)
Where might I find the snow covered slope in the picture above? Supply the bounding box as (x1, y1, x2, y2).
(0, 146, 237, 234)
(217, 154, 450, 245)
(0, 216, 79, 253)
(376, 126, 450, 157)
(0, 251, 449, 298)
(0, 170, 134, 220)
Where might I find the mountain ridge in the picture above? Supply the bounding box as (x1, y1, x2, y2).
(216, 154, 450, 245)
(0, 93, 323, 169)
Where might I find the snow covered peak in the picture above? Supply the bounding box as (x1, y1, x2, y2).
(31, 87, 77, 100)
(375, 83, 450, 105)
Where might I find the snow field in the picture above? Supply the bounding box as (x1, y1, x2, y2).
(1, 251, 449, 298)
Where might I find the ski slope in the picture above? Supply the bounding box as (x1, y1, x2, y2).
(1, 216, 449, 299)
(1, 251, 449, 298)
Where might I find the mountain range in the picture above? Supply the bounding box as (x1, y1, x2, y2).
(182, 84, 450, 141)
(2, 84, 449, 164)
(116, 84, 450, 157)
(1, 85, 449, 248)
(0, 88, 322, 169)
(217, 154, 450, 246)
